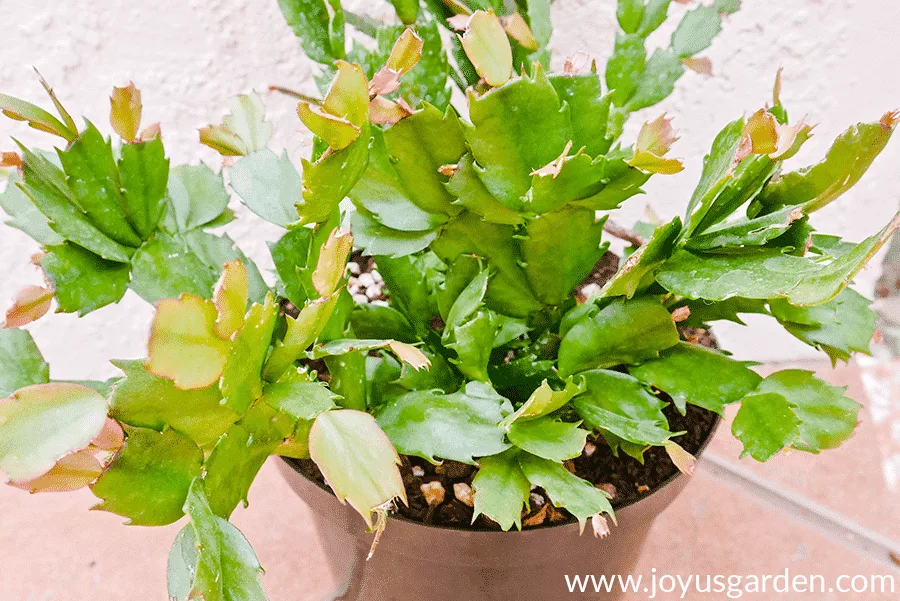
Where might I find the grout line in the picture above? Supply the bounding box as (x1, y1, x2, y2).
(699, 451, 900, 572)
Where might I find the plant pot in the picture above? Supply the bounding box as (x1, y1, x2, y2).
(278, 415, 719, 601)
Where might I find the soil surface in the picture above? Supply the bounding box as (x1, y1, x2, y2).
(291, 249, 720, 530)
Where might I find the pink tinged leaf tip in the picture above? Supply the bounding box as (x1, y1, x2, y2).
(4, 285, 53, 329)
(664, 441, 697, 476)
(682, 57, 713, 77)
(502, 13, 538, 51)
(564, 52, 596, 75)
(109, 82, 142, 142)
(591, 514, 610, 538)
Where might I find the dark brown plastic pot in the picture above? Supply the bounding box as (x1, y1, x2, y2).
(278, 417, 719, 601)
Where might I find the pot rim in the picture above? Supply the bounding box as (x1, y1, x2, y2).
(282, 412, 721, 534)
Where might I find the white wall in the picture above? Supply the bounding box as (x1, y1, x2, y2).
(1, 0, 898, 379)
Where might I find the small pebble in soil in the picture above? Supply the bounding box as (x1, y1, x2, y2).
(636, 484, 650, 494)
(524, 504, 550, 527)
(371, 299, 389, 307)
(411, 465, 425, 478)
(352, 294, 369, 304)
(581, 283, 601, 297)
(371, 269, 383, 283)
(453, 482, 475, 507)
(347, 262, 361, 275)
(596, 483, 617, 499)
(365, 286, 382, 299)
(421, 481, 445, 507)
(530, 492, 546, 508)
(584, 442, 597, 457)
(358, 273, 375, 287)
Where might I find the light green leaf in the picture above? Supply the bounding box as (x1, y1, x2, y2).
(268, 226, 313, 309)
(506, 377, 585, 423)
(463, 67, 572, 209)
(167, 479, 267, 601)
(527, 150, 607, 214)
(39, 243, 130, 315)
(146, 294, 232, 390)
(222, 93, 273, 155)
(0, 383, 107, 482)
(472, 449, 530, 531)
(508, 418, 588, 461)
(638, 0, 673, 36)
(630, 342, 762, 414)
(447, 153, 524, 225)
(558, 297, 679, 377)
(382, 103, 465, 215)
(572, 369, 674, 448)
(110, 360, 238, 449)
(91, 426, 203, 525)
(349, 304, 417, 343)
(771, 288, 875, 364)
(602, 217, 681, 299)
(732, 392, 799, 461)
(264, 293, 340, 381)
(517, 452, 614, 528)
(0, 171, 64, 245)
(350, 208, 438, 258)
(202, 402, 295, 518)
(0, 93, 77, 141)
(0, 329, 50, 398)
(377, 381, 513, 464)
(349, 127, 448, 231)
(309, 409, 407, 529)
(685, 205, 804, 251)
(298, 124, 370, 224)
(755, 370, 860, 453)
(521, 207, 607, 305)
(444, 310, 497, 382)
(671, 5, 722, 57)
(220, 294, 278, 415)
(461, 10, 513, 87)
(306, 338, 430, 371)
(548, 73, 612, 158)
(617, 0, 645, 33)
(130, 230, 267, 305)
(262, 381, 339, 420)
(229, 149, 300, 227)
(682, 117, 745, 232)
(164, 164, 231, 232)
(445, 267, 489, 329)
(389, 0, 418, 24)
(756, 114, 897, 214)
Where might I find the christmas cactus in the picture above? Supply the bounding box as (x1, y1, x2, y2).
(1, 0, 898, 598)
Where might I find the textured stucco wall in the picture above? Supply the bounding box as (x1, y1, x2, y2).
(1, 0, 898, 379)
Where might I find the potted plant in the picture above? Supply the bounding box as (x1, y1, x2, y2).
(1, 0, 897, 599)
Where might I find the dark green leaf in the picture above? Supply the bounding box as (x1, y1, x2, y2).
(605, 33, 645, 107)
(527, 152, 607, 214)
(683, 117, 745, 233)
(349, 127, 447, 231)
(229, 149, 301, 227)
(349, 304, 417, 343)
(447, 153, 523, 225)
(432, 211, 543, 317)
(472, 448, 530, 531)
(685, 205, 804, 251)
(324, 351, 367, 411)
(277, 0, 345, 63)
(755, 369, 859, 452)
(0, 329, 49, 398)
(39, 243, 130, 315)
(630, 342, 761, 414)
(521, 207, 607, 305)
(118, 136, 169, 239)
(508, 417, 588, 461)
(110, 359, 238, 449)
(617, 0, 646, 33)
(18, 146, 133, 262)
(517, 452, 614, 527)
(268, 226, 313, 309)
(625, 49, 684, 112)
(568, 156, 651, 211)
(377, 381, 513, 464)
(558, 297, 679, 377)
(389, 0, 418, 25)
(732, 392, 799, 461)
(167, 479, 267, 601)
(91, 426, 203, 526)
(262, 381, 339, 420)
(572, 369, 674, 447)
(350, 208, 438, 258)
(445, 310, 497, 382)
(202, 402, 295, 518)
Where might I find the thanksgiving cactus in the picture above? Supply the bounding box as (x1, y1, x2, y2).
(1, 1, 897, 598)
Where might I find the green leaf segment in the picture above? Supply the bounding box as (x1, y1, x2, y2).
(0, 2, 896, 599)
